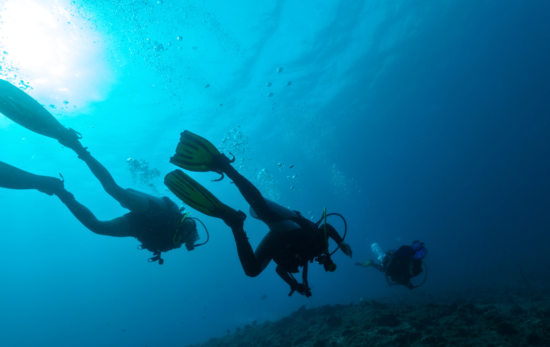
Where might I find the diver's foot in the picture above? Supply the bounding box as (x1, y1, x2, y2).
(223, 210, 247, 231)
(212, 153, 235, 173)
(58, 127, 89, 157)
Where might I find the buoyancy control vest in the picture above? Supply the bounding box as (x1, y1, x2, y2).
(124, 195, 188, 263)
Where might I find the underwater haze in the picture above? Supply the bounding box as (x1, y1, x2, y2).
(1, 0, 550, 346)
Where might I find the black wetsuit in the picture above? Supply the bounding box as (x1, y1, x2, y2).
(125, 195, 197, 253)
(386, 248, 424, 289)
(221, 164, 343, 292)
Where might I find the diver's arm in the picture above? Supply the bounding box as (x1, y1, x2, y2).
(77, 152, 149, 213)
(327, 227, 343, 245)
(276, 265, 296, 287)
(327, 228, 352, 257)
(277, 265, 310, 296)
(57, 189, 133, 237)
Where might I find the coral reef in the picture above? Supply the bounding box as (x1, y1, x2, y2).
(189, 287, 550, 347)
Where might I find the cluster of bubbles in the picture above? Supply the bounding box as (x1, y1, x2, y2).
(218, 127, 251, 173)
(217, 125, 357, 201)
(0, 7, 14, 82)
(255, 168, 280, 202)
(126, 157, 161, 195)
(371, 243, 385, 262)
(218, 128, 280, 201)
(330, 163, 360, 196)
(273, 99, 361, 197)
(71, 0, 245, 114)
(0, 49, 20, 86)
(1, 19, 75, 113)
(0, 50, 74, 118)
(306, 211, 317, 221)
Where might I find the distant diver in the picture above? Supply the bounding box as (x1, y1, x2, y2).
(356, 241, 428, 289)
(164, 131, 352, 297)
(0, 80, 204, 264)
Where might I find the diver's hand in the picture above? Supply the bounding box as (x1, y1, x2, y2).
(288, 282, 312, 297)
(340, 242, 352, 258)
(295, 283, 312, 297)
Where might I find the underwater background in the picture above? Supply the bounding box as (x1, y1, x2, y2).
(1, 0, 550, 346)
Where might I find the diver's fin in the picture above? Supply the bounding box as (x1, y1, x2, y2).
(0, 80, 79, 144)
(363, 260, 373, 268)
(170, 130, 226, 173)
(164, 169, 236, 219)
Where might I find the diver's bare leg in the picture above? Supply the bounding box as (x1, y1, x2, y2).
(221, 163, 278, 223)
(230, 225, 272, 277)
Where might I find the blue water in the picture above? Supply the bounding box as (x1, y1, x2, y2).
(1, 0, 550, 346)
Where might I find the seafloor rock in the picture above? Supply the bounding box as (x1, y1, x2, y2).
(191, 287, 550, 347)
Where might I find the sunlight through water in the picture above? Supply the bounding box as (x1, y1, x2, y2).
(0, 0, 112, 109)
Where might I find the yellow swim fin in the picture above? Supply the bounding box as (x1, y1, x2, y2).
(170, 131, 223, 172)
(363, 260, 373, 268)
(164, 169, 236, 219)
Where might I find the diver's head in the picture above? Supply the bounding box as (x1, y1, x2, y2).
(181, 218, 197, 240)
(174, 216, 197, 249)
(412, 240, 424, 251)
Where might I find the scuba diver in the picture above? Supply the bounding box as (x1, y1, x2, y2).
(356, 241, 428, 289)
(163, 131, 353, 297)
(0, 80, 201, 264)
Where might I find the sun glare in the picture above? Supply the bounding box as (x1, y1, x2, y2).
(0, 0, 111, 109)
